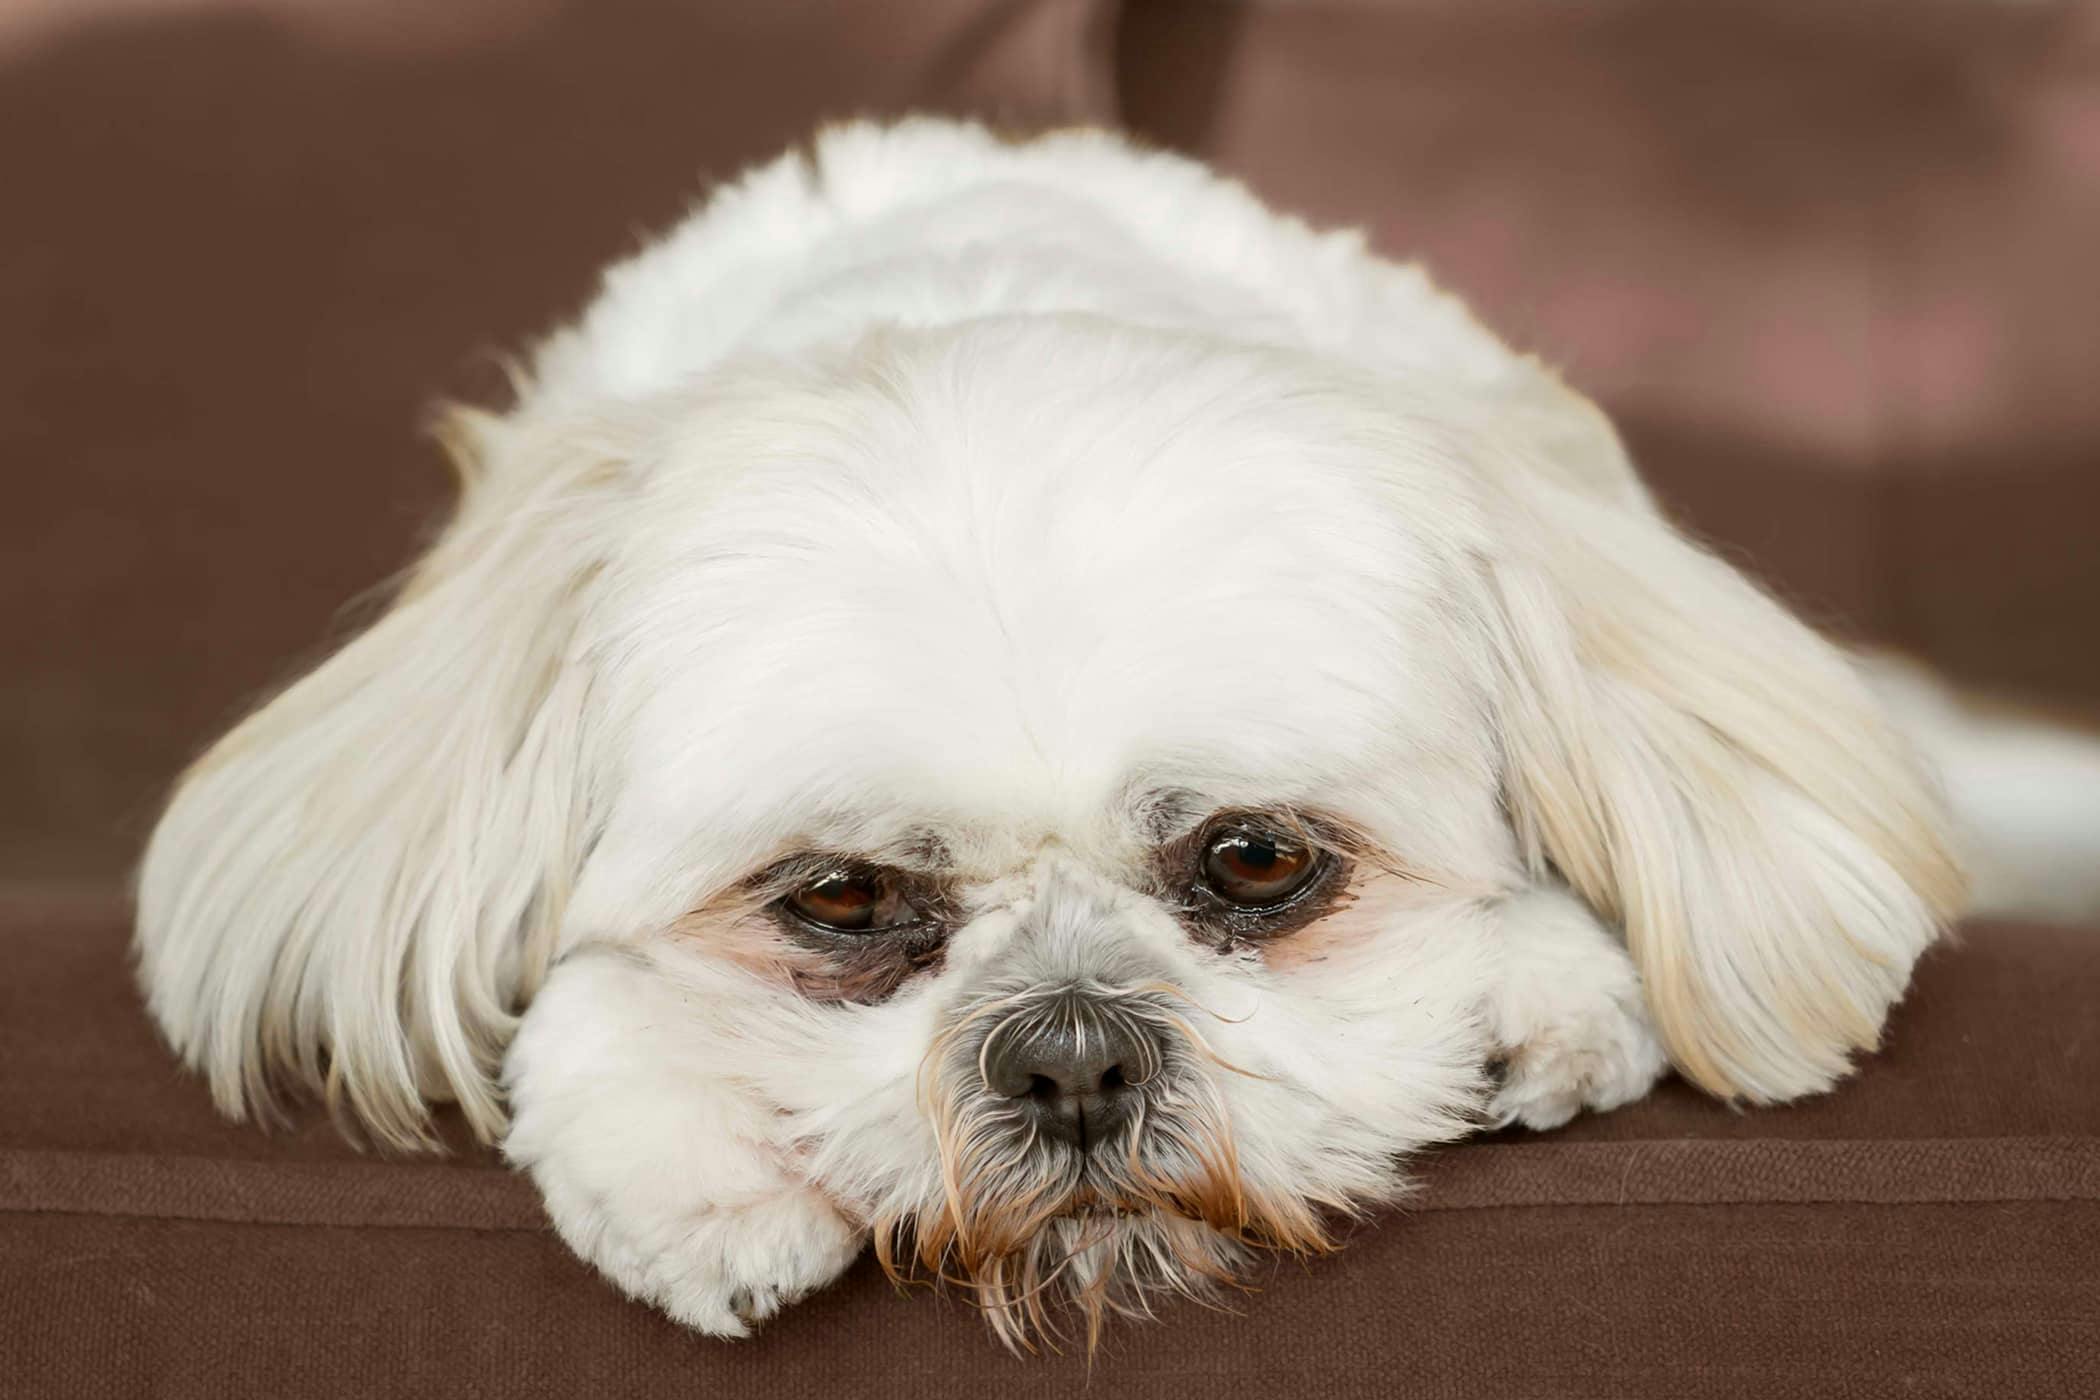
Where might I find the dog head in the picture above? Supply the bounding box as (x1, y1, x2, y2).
(137, 314, 1959, 1343)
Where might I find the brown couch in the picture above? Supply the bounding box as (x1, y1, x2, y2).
(5, 2, 2096, 1395)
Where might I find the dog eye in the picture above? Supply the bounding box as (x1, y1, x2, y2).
(783, 867, 918, 933)
(1197, 823, 1323, 908)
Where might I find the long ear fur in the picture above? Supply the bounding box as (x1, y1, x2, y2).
(136, 411, 616, 1149)
(1484, 465, 1966, 1103)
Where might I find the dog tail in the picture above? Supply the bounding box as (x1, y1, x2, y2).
(1868, 656, 2100, 925)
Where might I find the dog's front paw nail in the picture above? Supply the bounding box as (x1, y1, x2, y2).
(659, 1271, 806, 1339)
(645, 1188, 862, 1337)
(663, 1286, 755, 1339)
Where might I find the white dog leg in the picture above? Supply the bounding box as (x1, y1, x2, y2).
(503, 948, 864, 1337)
(1486, 888, 1670, 1130)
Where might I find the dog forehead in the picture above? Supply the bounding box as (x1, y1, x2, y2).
(611, 324, 1478, 838)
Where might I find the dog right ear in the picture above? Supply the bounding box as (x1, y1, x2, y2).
(136, 408, 630, 1149)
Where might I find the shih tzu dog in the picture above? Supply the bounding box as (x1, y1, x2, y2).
(136, 119, 2093, 1349)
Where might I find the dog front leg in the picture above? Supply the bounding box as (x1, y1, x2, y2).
(503, 948, 864, 1336)
(1486, 887, 1671, 1130)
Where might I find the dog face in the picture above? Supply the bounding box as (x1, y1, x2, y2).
(139, 293, 1958, 1344)
(564, 322, 1507, 1339)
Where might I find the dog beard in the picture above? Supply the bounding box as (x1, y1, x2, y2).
(872, 983, 1344, 1352)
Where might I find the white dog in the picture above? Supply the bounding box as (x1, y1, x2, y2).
(135, 119, 2098, 1349)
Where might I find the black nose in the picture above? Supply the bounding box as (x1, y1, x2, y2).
(981, 1000, 1159, 1151)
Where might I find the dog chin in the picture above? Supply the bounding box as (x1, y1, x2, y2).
(878, 1188, 1324, 1354)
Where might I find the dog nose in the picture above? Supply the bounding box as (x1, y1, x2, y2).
(982, 1004, 1157, 1151)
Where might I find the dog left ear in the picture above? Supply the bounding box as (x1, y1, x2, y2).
(1478, 449, 1965, 1103)
(136, 409, 622, 1149)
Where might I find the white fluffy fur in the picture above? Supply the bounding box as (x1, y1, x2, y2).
(139, 118, 2036, 1342)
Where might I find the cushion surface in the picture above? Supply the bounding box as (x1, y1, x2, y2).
(5, 893, 2094, 1398)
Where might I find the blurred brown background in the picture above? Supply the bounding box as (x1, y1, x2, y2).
(6, 0, 2097, 893)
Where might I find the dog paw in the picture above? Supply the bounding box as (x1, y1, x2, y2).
(1488, 890, 1670, 1131)
(533, 1165, 863, 1338)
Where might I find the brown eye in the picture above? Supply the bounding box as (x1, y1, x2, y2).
(1198, 824, 1323, 908)
(783, 867, 918, 933)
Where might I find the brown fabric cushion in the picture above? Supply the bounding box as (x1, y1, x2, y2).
(5, 893, 2095, 1397)
(1117, 0, 2100, 705)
